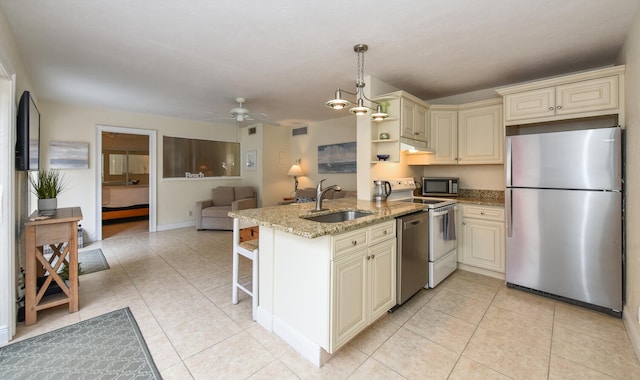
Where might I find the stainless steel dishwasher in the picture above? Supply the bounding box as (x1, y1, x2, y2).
(396, 210, 430, 305)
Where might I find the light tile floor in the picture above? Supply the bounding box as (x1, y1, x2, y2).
(10, 225, 640, 379)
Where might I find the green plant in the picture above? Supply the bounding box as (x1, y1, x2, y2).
(28, 169, 66, 199)
(59, 262, 83, 281)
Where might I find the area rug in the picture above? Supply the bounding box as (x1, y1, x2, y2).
(51, 248, 110, 276)
(0, 308, 161, 379)
(77, 248, 110, 275)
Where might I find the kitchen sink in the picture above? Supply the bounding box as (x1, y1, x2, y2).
(302, 210, 374, 223)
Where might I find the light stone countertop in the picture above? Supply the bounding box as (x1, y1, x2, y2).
(229, 198, 428, 239)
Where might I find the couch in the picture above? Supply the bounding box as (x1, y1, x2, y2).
(195, 186, 256, 230)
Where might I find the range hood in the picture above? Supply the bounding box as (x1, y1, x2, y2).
(400, 138, 433, 153)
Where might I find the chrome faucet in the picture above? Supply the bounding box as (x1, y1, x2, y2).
(314, 179, 342, 211)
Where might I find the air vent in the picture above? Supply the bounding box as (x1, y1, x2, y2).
(292, 126, 308, 136)
(248, 127, 257, 135)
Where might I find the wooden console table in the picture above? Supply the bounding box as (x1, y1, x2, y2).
(24, 207, 83, 325)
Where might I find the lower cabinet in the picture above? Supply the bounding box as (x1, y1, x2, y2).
(330, 221, 396, 352)
(458, 205, 505, 274)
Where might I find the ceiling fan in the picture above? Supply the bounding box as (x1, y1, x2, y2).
(209, 97, 279, 126)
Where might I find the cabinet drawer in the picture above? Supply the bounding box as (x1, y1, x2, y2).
(462, 205, 504, 221)
(333, 229, 368, 259)
(369, 220, 396, 246)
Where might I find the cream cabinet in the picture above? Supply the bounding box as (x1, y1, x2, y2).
(428, 99, 503, 165)
(330, 220, 396, 351)
(458, 205, 505, 274)
(372, 91, 430, 163)
(458, 102, 503, 164)
(498, 66, 625, 126)
(429, 107, 458, 164)
(401, 98, 428, 142)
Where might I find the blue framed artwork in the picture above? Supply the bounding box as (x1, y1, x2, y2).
(318, 141, 357, 173)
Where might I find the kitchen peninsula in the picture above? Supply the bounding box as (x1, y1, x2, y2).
(229, 198, 426, 367)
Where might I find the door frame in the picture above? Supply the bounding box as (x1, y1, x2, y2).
(0, 47, 16, 343)
(95, 125, 157, 241)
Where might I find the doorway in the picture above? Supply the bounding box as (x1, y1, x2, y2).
(95, 126, 157, 241)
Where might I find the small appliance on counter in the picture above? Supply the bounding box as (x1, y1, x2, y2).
(421, 177, 458, 197)
(372, 180, 392, 202)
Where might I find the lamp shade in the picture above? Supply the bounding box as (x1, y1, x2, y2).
(287, 164, 304, 176)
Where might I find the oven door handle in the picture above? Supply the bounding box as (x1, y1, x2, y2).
(431, 207, 456, 217)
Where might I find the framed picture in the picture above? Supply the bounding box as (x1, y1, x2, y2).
(49, 141, 89, 169)
(318, 141, 357, 173)
(246, 150, 257, 171)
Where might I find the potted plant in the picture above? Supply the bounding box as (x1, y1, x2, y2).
(28, 169, 67, 213)
(59, 262, 83, 286)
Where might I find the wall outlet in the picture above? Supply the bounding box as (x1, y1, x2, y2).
(189, 210, 193, 216)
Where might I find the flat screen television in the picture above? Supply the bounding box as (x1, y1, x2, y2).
(15, 91, 40, 171)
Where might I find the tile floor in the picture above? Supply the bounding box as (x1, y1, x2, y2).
(10, 224, 640, 379)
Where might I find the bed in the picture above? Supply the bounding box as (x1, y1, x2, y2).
(102, 185, 149, 221)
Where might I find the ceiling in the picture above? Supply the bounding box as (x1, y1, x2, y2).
(1, 0, 639, 127)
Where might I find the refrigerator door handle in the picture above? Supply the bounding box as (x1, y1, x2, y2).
(505, 136, 512, 187)
(506, 188, 512, 237)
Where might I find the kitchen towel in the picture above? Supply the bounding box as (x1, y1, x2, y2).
(444, 208, 456, 240)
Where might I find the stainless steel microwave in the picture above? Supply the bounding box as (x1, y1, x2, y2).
(421, 177, 458, 197)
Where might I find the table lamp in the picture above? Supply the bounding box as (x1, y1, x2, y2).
(287, 159, 304, 192)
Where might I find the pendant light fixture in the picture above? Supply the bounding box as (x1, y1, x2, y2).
(325, 44, 389, 121)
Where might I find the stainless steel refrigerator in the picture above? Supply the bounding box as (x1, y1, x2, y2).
(505, 126, 623, 314)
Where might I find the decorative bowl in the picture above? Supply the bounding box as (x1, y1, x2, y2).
(376, 154, 390, 161)
(379, 132, 390, 140)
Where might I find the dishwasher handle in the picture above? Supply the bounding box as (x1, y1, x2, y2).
(402, 213, 428, 230)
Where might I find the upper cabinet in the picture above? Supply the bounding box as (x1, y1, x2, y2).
(428, 99, 503, 165)
(401, 97, 428, 142)
(458, 101, 503, 164)
(497, 66, 625, 126)
(372, 91, 430, 163)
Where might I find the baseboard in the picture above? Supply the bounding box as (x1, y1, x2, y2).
(623, 308, 640, 361)
(256, 306, 273, 332)
(156, 221, 194, 231)
(457, 263, 505, 281)
(0, 324, 9, 345)
(272, 316, 332, 368)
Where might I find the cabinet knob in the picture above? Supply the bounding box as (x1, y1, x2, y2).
(371, 254, 375, 259)
(366, 255, 371, 260)
(556, 105, 562, 110)
(383, 230, 388, 235)
(548, 107, 554, 111)
(480, 211, 485, 215)
(352, 240, 358, 246)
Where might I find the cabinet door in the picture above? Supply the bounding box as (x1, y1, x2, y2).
(368, 239, 396, 321)
(556, 75, 618, 116)
(413, 104, 428, 142)
(401, 99, 416, 139)
(504, 88, 555, 122)
(462, 218, 505, 273)
(458, 104, 503, 164)
(330, 250, 367, 351)
(429, 109, 458, 165)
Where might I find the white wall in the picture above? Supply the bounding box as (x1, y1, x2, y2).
(39, 100, 248, 241)
(0, 6, 36, 343)
(618, 7, 640, 358)
(290, 116, 357, 192)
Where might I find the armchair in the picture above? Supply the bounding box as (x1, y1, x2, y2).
(195, 186, 256, 230)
